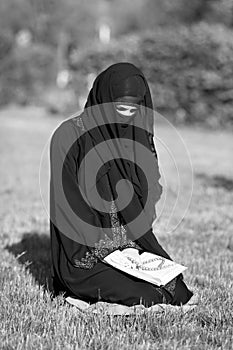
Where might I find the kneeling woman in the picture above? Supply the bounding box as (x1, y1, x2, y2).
(50, 62, 193, 307)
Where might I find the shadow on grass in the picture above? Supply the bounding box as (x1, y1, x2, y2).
(5, 232, 53, 293)
(196, 173, 233, 191)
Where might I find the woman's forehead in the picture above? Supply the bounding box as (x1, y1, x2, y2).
(114, 96, 143, 104)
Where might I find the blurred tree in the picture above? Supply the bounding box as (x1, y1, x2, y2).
(142, 0, 233, 27)
(107, 0, 144, 35)
(206, 0, 233, 27)
(0, 0, 34, 34)
(171, 0, 214, 23)
(0, 0, 98, 46)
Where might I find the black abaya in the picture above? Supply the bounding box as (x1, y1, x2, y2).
(50, 63, 193, 306)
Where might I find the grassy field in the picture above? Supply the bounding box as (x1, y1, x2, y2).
(0, 106, 233, 349)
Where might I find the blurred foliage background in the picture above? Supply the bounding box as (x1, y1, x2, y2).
(1, 0, 233, 127)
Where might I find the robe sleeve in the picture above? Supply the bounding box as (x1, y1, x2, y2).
(135, 229, 172, 260)
(133, 132, 170, 258)
(50, 119, 110, 265)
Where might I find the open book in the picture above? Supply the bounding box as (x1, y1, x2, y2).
(103, 248, 187, 286)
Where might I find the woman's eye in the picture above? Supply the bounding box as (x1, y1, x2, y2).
(115, 102, 139, 109)
(115, 100, 139, 105)
(114, 104, 139, 117)
(117, 105, 137, 112)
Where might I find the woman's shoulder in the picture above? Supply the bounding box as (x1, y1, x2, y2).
(50, 112, 84, 146)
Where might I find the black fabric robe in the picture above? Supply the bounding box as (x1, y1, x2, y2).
(50, 63, 193, 306)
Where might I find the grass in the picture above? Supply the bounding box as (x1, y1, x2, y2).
(0, 105, 233, 349)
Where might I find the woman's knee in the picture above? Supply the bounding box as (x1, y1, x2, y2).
(171, 277, 193, 305)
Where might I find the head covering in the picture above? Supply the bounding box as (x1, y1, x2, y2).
(112, 75, 146, 100)
(85, 62, 153, 110)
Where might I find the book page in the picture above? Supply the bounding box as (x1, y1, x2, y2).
(103, 248, 187, 286)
